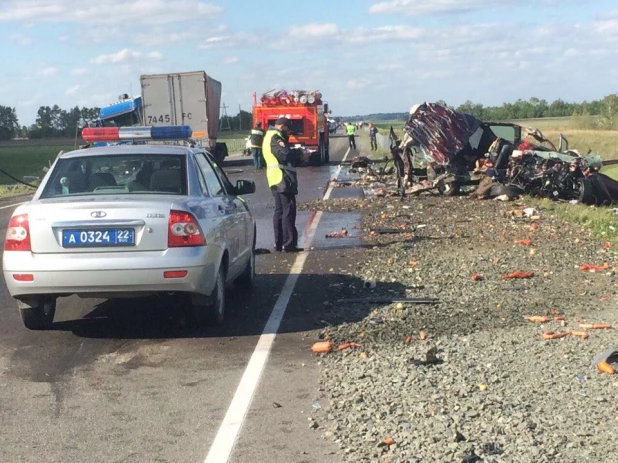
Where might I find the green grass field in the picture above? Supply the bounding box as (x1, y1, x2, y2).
(0, 145, 69, 186)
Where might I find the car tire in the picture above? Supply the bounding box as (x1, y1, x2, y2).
(19, 296, 56, 330)
(236, 241, 255, 290)
(576, 178, 595, 205)
(325, 142, 330, 164)
(207, 265, 226, 326)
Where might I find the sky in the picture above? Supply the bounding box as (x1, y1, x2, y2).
(1, 0, 618, 126)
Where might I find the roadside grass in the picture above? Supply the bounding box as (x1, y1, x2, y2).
(528, 197, 618, 241)
(0, 184, 37, 198)
(0, 145, 69, 186)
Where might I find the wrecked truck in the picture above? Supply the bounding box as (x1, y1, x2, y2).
(392, 102, 565, 196)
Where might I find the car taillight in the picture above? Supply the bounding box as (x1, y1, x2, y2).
(5, 214, 31, 251)
(168, 210, 205, 247)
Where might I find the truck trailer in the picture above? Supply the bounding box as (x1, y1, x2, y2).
(140, 71, 228, 163)
(252, 90, 330, 166)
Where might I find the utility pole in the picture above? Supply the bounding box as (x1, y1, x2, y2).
(219, 103, 232, 132)
(238, 104, 242, 131)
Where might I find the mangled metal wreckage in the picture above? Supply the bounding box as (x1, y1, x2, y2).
(390, 102, 618, 205)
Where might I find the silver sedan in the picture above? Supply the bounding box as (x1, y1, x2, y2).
(3, 144, 256, 330)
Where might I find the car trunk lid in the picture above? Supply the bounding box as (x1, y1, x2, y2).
(27, 196, 176, 254)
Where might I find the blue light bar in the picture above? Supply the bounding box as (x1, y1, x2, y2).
(151, 126, 192, 140)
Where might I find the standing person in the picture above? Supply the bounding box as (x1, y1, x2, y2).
(250, 121, 265, 169)
(262, 117, 303, 253)
(369, 123, 379, 151)
(346, 123, 357, 150)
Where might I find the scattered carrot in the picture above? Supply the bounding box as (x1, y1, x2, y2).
(515, 239, 532, 246)
(531, 223, 539, 230)
(542, 331, 569, 340)
(503, 271, 535, 280)
(359, 352, 368, 359)
(570, 331, 589, 340)
(579, 263, 610, 272)
(311, 341, 333, 353)
(405, 336, 412, 343)
(604, 242, 612, 249)
(338, 342, 361, 351)
(526, 316, 549, 323)
(419, 330, 427, 340)
(387, 258, 395, 265)
(597, 361, 615, 375)
(553, 315, 565, 321)
(471, 273, 483, 281)
(579, 323, 612, 330)
(378, 438, 395, 448)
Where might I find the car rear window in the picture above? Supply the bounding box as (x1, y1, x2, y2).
(40, 153, 188, 198)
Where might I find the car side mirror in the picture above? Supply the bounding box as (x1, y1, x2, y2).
(235, 179, 256, 195)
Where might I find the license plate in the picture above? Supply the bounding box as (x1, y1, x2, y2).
(62, 229, 135, 247)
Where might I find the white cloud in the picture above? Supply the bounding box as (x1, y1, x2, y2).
(10, 33, 33, 45)
(65, 85, 80, 95)
(198, 32, 253, 49)
(90, 48, 162, 64)
(368, 0, 494, 15)
(38, 66, 58, 77)
(57, 35, 69, 42)
(0, 0, 223, 25)
(223, 57, 238, 64)
(346, 78, 372, 90)
(70, 68, 88, 76)
(288, 23, 339, 39)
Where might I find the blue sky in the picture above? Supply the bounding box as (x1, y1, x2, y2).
(1, 0, 618, 126)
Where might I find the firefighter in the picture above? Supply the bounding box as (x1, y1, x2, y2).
(346, 123, 357, 150)
(250, 121, 265, 169)
(262, 117, 303, 253)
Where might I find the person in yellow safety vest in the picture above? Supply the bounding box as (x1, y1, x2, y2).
(250, 121, 265, 170)
(262, 117, 303, 253)
(346, 123, 357, 150)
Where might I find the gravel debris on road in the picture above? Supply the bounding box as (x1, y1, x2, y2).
(304, 193, 618, 463)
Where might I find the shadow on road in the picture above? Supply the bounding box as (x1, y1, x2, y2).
(48, 271, 407, 341)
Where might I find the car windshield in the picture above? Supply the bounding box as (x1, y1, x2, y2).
(40, 153, 188, 198)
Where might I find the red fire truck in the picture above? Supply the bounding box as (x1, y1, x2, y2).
(252, 90, 330, 165)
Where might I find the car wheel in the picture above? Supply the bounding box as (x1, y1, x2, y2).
(576, 178, 595, 205)
(325, 142, 330, 164)
(207, 266, 226, 326)
(19, 296, 56, 330)
(236, 241, 255, 290)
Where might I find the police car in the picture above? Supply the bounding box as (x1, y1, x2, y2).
(3, 126, 256, 330)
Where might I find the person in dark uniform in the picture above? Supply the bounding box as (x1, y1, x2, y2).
(250, 121, 265, 169)
(262, 117, 303, 253)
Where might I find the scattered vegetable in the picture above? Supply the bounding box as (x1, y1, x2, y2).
(598, 361, 615, 375)
(311, 341, 333, 353)
(526, 316, 549, 323)
(579, 323, 612, 330)
(338, 342, 361, 351)
(503, 271, 535, 280)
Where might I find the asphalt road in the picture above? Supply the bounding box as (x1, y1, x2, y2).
(0, 133, 360, 463)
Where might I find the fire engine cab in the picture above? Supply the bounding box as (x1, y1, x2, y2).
(252, 89, 330, 166)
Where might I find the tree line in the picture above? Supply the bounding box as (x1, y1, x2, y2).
(345, 93, 618, 130)
(0, 105, 100, 140)
(2, 94, 618, 141)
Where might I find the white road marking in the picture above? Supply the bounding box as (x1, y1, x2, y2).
(0, 201, 25, 210)
(322, 146, 351, 201)
(203, 145, 353, 463)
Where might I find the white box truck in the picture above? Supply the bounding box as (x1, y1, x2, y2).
(140, 71, 228, 163)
